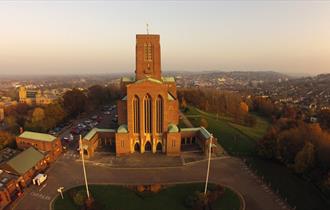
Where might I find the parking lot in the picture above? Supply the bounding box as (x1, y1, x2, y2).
(56, 104, 118, 153)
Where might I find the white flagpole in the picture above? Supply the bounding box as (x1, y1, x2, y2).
(204, 134, 213, 195)
(80, 135, 90, 199)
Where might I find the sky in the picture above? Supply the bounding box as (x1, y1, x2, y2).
(0, 1, 330, 76)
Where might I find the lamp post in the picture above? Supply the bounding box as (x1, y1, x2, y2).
(80, 135, 90, 199)
(57, 187, 64, 199)
(204, 134, 216, 195)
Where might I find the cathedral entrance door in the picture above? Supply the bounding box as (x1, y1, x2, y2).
(134, 143, 140, 152)
(145, 142, 152, 152)
(156, 142, 162, 152)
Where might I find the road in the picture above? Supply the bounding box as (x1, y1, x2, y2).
(12, 154, 289, 210)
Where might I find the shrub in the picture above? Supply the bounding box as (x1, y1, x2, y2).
(72, 190, 87, 206)
(136, 185, 145, 192)
(150, 184, 162, 193)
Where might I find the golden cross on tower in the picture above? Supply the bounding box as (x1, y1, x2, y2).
(146, 23, 149, 34)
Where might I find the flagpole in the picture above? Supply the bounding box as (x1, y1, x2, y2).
(204, 134, 213, 195)
(80, 135, 90, 199)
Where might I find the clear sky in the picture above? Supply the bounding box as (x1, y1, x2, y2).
(0, 1, 329, 76)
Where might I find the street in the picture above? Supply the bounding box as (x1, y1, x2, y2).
(11, 154, 289, 210)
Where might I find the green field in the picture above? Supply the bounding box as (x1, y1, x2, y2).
(53, 183, 241, 210)
(182, 107, 330, 210)
(183, 107, 269, 155)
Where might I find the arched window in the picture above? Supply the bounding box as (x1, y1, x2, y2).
(144, 94, 152, 133)
(156, 95, 163, 133)
(133, 96, 140, 133)
(144, 43, 153, 61)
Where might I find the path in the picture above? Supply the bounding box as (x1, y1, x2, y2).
(12, 155, 289, 210)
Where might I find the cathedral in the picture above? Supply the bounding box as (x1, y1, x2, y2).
(82, 33, 214, 157)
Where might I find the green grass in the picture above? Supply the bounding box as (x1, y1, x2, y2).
(182, 106, 330, 210)
(184, 106, 269, 155)
(229, 114, 269, 141)
(246, 157, 330, 210)
(53, 183, 241, 210)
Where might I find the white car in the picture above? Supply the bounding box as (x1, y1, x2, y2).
(32, 174, 47, 186)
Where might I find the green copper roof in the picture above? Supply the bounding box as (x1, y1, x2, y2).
(181, 127, 212, 139)
(134, 77, 163, 84)
(117, 124, 128, 133)
(84, 128, 116, 141)
(199, 127, 212, 139)
(167, 93, 175, 101)
(122, 76, 135, 82)
(19, 131, 56, 142)
(162, 76, 175, 83)
(181, 127, 200, 132)
(7, 147, 44, 175)
(168, 123, 179, 133)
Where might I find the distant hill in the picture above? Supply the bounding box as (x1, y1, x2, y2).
(166, 70, 291, 83)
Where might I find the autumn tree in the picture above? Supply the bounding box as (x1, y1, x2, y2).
(0, 131, 16, 149)
(181, 97, 187, 111)
(200, 118, 208, 128)
(63, 89, 87, 117)
(31, 107, 45, 123)
(294, 141, 315, 174)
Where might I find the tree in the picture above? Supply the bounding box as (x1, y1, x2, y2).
(63, 89, 87, 117)
(318, 109, 330, 130)
(0, 131, 16, 150)
(240, 102, 249, 113)
(200, 118, 208, 128)
(73, 190, 87, 206)
(4, 115, 19, 133)
(181, 97, 187, 111)
(87, 85, 107, 109)
(294, 141, 315, 174)
(32, 107, 45, 123)
(257, 127, 277, 159)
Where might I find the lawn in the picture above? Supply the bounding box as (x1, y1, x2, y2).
(182, 106, 330, 210)
(184, 106, 269, 155)
(246, 157, 330, 210)
(53, 183, 241, 210)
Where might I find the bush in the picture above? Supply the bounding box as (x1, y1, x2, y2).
(150, 184, 162, 193)
(136, 185, 145, 192)
(184, 191, 207, 210)
(72, 190, 87, 206)
(184, 185, 225, 210)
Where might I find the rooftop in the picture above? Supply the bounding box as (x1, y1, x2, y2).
(121, 76, 175, 84)
(168, 123, 179, 133)
(19, 131, 57, 142)
(117, 124, 128, 133)
(84, 128, 116, 141)
(6, 147, 44, 175)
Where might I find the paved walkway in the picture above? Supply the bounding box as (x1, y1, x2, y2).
(11, 154, 289, 210)
(179, 111, 194, 128)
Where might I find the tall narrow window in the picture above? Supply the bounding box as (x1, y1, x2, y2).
(144, 43, 153, 61)
(133, 96, 140, 133)
(144, 94, 152, 133)
(156, 95, 163, 133)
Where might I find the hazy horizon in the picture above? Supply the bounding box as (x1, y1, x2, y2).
(0, 1, 329, 76)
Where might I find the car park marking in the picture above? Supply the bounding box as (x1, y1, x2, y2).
(39, 183, 47, 192)
(30, 192, 51, 201)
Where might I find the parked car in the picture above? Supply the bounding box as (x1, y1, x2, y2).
(32, 174, 47, 186)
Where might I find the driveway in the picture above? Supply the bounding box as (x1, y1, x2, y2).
(11, 154, 288, 210)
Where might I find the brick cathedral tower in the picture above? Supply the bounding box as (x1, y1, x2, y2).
(135, 34, 161, 80)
